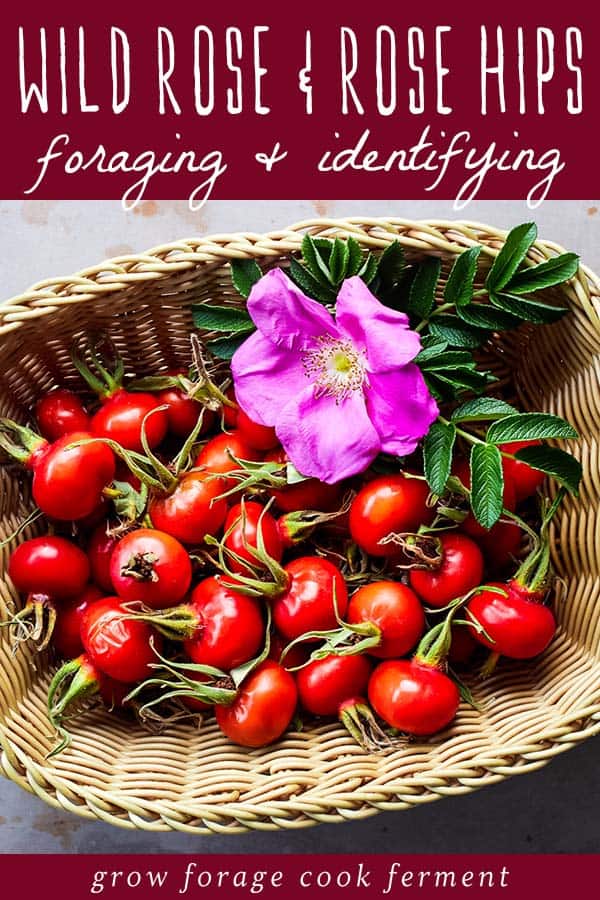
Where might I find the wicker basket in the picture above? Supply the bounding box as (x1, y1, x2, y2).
(1, 217, 600, 834)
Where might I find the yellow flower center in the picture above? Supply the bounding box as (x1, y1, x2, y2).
(302, 336, 366, 402)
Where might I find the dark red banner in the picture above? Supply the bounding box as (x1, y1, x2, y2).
(0, 3, 596, 205)
(0, 854, 597, 899)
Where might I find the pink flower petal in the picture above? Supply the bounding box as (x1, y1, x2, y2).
(365, 366, 439, 456)
(247, 269, 338, 351)
(336, 276, 422, 373)
(231, 330, 309, 427)
(275, 388, 381, 483)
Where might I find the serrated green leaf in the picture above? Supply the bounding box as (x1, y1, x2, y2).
(451, 397, 517, 422)
(415, 338, 449, 363)
(312, 238, 334, 262)
(506, 252, 579, 294)
(434, 368, 493, 393)
(418, 350, 475, 372)
(330, 238, 349, 284)
(230, 258, 263, 299)
(422, 374, 447, 402)
(358, 253, 378, 285)
(514, 445, 582, 495)
(377, 241, 405, 288)
(429, 316, 487, 348)
(424, 369, 490, 402)
(192, 304, 254, 333)
(420, 334, 448, 350)
(490, 292, 567, 324)
(457, 303, 521, 330)
(346, 237, 364, 276)
(486, 222, 537, 292)
(206, 334, 251, 360)
(407, 257, 442, 319)
(302, 234, 334, 285)
(288, 258, 336, 304)
(423, 421, 456, 495)
(444, 246, 482, 307)
(470, 443, 504, 529)
(487, 413, 578, 444)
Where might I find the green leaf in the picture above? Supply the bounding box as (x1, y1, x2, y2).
(415, 338, 448, 363)
(420, 334, 448, 350)
(358, 253, 378, 285)
(422, 374, 451, 402)
(312, 238, 334, 263)
(506, 252, 579, 294)
(486, 222, 537, 292)
(514, 445, 582, 495)
(451, 397, 517, 422)
(288, 258, 336, 304)
(192, 304, 254, 333)
(429, 315, 487, 348)
(470, 443, 504, 529)
(206, 334, 252, 360)
(330, 238, 349, 284)
(423, 421, 456, 495)
(377, 241, 405, 288)
(230, 259, 262, 299)
(301, 234, 334, 285)
(487, 413, 579, 444)
(407, 257, 442, 319)
(434, 368, 493, 393)
(489, 292, 567, 324)
(444, 246, 482, 307)
(418, 350, 475, 372)
(346, 237, 364, 276)
(457, 303, 521, 330)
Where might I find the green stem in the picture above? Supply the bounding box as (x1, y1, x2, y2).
(415, 302, 456, 333)
(437, 415, 485, 446)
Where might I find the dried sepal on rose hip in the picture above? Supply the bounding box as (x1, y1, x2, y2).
(0, 419, 115, 521)
(71, 333, 169, 453)
(4, 536, 91, 649)
(465, 492, 563, 670)
(366, 606, 465, 738)
(109, 528, 192, 609)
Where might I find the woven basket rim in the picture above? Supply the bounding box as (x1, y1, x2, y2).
(1, 216, 600, 834)
(3, 216, 600, 318)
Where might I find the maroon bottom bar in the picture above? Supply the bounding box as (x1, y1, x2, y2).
(0, 854, 595, 899)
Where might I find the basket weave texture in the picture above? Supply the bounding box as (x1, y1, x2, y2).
(1, 217, 600, 834)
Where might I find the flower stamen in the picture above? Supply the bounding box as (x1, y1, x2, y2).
(302, 336, 366, 402)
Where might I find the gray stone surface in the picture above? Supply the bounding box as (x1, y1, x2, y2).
(1, 198, 599, 853)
